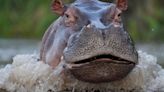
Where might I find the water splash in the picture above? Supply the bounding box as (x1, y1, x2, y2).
(0, 51, 164, 92)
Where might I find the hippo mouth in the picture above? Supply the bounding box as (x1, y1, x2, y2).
(66, 54, 135, 69)
(64, 54, 136, 83)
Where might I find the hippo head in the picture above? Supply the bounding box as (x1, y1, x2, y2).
(41, 0, 138, 83)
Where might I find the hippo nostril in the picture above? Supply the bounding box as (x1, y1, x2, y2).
(81, 24, 94, 31)
(86, 24, 96, 29)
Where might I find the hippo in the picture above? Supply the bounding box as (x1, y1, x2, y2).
(40, 0, 138, 83)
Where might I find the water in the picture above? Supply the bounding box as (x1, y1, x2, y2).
(0, 39, 164, 67)
(0, 51, 164, 92)
(136, 43, 164, 66)
(0, 39, 164, 91)
(0, 39, 40, 66)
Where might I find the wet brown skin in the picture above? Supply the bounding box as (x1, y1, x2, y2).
(40, 0, 138, 83)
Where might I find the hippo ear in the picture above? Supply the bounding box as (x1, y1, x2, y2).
(51, 0, 66, 15)
(116, 0, 128, 11)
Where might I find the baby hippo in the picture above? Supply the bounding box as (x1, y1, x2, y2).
(40, 0, 138, 83)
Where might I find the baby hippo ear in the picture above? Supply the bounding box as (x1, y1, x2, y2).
(51, 0, 66, 15)
(116, 0, 128, 11)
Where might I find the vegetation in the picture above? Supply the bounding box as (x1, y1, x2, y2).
(0, 0, 163, 42)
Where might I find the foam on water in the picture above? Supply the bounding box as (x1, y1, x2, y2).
(0, 51, 164, 92)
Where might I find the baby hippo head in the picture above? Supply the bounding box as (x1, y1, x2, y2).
(41, 0, 138, 83)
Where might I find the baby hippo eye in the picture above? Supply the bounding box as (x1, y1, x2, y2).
(65, 13, 70, 18)
(117, 13, 121, 17)
(64, 10, 78, 27)
(115, 13, 121, 21)
(112, 8, 123, 24)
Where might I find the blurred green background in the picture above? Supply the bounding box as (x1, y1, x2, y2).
(0, 0, 164, 42)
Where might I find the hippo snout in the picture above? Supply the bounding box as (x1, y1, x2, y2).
(63, 24, 138, 83)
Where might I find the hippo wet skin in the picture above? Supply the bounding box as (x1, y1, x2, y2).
(40, 0, 138, 89)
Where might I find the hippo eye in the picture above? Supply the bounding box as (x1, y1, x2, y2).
(64, 12, 78, 27)
(117, 13, 121, 17)
(65, 13, 70, 18)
